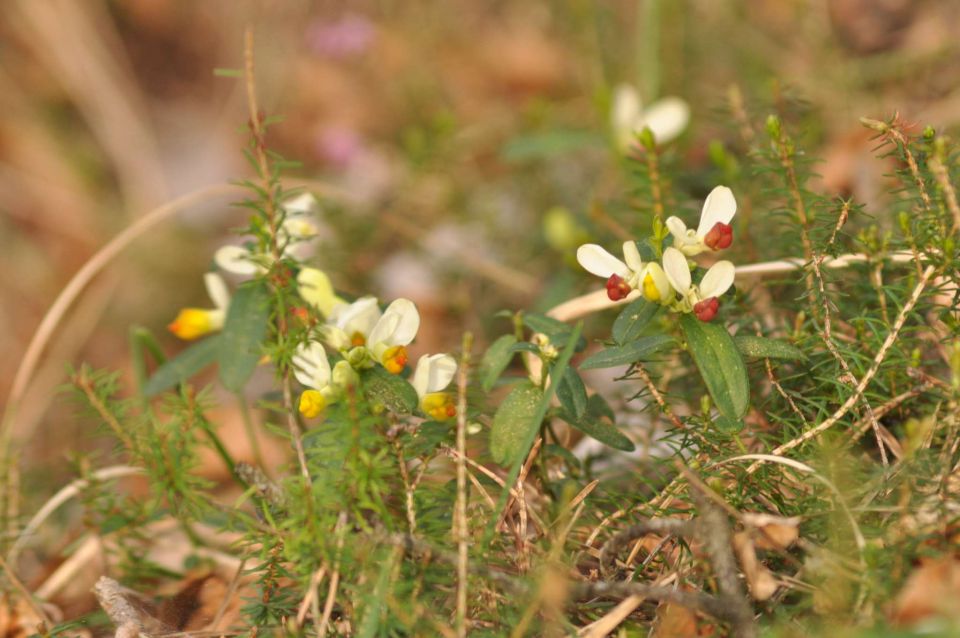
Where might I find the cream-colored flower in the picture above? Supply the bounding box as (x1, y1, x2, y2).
(292, 341, 336, 418)
(665, 186, 737, 256)
(576, 241, 671, 303)
(214, 194, 321, 276)
(322, 297, 421, 374)
(662, 247, 735, 321)
(297, 267, 345, 316)
(612, 84, 690, 151)
(412, 353, 458, 420)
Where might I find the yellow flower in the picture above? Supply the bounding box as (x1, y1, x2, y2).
(298, 390, 327, 419)
(168, 273, 229, 340)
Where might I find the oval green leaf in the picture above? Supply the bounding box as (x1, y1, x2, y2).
(612, 298, 659, 345)
(480, 334, 518, 392)
(363, 366, 419, 414)
(490, 382, 543, 465)
(680, 314, 750, 420)
(556, 368, 588, 420)
(218, 280, 272, 393)
(734, 335, 805, 361)
(579, 335, 675, 370)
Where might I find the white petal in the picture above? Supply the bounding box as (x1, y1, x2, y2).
(369, 298, 420, 347)
(281, 192, 318, 215)
(665, 216, 689, 241)
(297, 268, 341, 316)
(699, 261, 736, 299)
(576, 244, 629, 278)
(412, 353, 457, 397)
(293, 342, 331, 390)
(696, 186, 737, 237)
(611, 84, 642, 148)
(637, 97, 690, 145)
(203, 272, 230, 311)
(334, 297, 381, 337)
(214, 245, 259, 276)
(622, 241, 643, 273)
(662, 247, 691, 294)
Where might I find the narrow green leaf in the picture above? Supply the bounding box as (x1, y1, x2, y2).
(143, 336, 221, 397)
(218, 281, 271, 393)
(680, 314, 750, 419)
(734, 335, 806, 361)
(579, 335, 675, 370)
(612, 297, 660, 344)
(363, 366, 418, 414)
(489, 382, 544, 465)
(213, 67, 243, 77)
(508, 342, 541, 355)
(480, 334, 518, 392)
(557, 368, 588, 420)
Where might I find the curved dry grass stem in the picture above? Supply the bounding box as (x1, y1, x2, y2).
(1, 182, 242, 451)
(8, 465, 144, 563)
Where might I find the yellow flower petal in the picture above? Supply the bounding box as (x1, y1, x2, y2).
(168, 308, 217, 340)
(382, 345, 409, 374)
(421, 392, 457, 421)
(299, 389, 327, 419)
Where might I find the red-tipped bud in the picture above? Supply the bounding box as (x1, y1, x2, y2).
(694, 297, 720, 321)
(605, 274, 631, 301)
(703, 222, 733, 250)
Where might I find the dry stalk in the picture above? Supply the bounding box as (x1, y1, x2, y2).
(454, 333, 473, 638)
(752, 264, 935, 470)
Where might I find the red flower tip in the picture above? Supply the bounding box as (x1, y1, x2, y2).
(704, 222, 733, 250)
(694, 297, 720, 322)
(605, 274, 632, 301)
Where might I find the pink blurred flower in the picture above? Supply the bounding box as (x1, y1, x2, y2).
(315, 126, 364, 170)
(306, 14, 376, 59)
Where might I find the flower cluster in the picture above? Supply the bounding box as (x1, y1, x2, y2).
(167, 192, 457, 421)
(576, 185, 738, 321)
(294, 276, 458, 420)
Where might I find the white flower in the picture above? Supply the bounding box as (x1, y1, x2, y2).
(576, 240, 671, 303)
(215, 193, 321, 276)
(412, 353, 458, 421)
(322, 297, 421, 374)
(662, 247, 735, 321)
(292, 341, 336, 418)
(612, 84, 690, 151)
(665, 186, 737, 256)
(367, 298, 420, 373)
(167, 273, 230, 340)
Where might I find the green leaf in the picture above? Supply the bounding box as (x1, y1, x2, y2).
(586, 393, 615, 421)
(218, 281, 272, 393)
(612, 298, 660, 344)
(480, 334, 518, 391)
(579, 335, 675, 370)
(508, 342, 541, 355)
(680, 314, 750, 420)
(714, 416, 745, 432)
(363, 366, 419, 414)
(556, 368, 588, 420)
(565, 413, 635, 452)
(143, 336, 221, 397)
(734, 335, 806, 361)
(490, 382, 544, 465)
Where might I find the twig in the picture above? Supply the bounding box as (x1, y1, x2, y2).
(599, 519, 694, 579)
(318, 511, 347, 636)
(753, 264, 935, 468)
(295, 565, 327, 628)
(8, 465, 144, 564)
(455, 332, 473, 638)
(0, 553, 53, 628)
